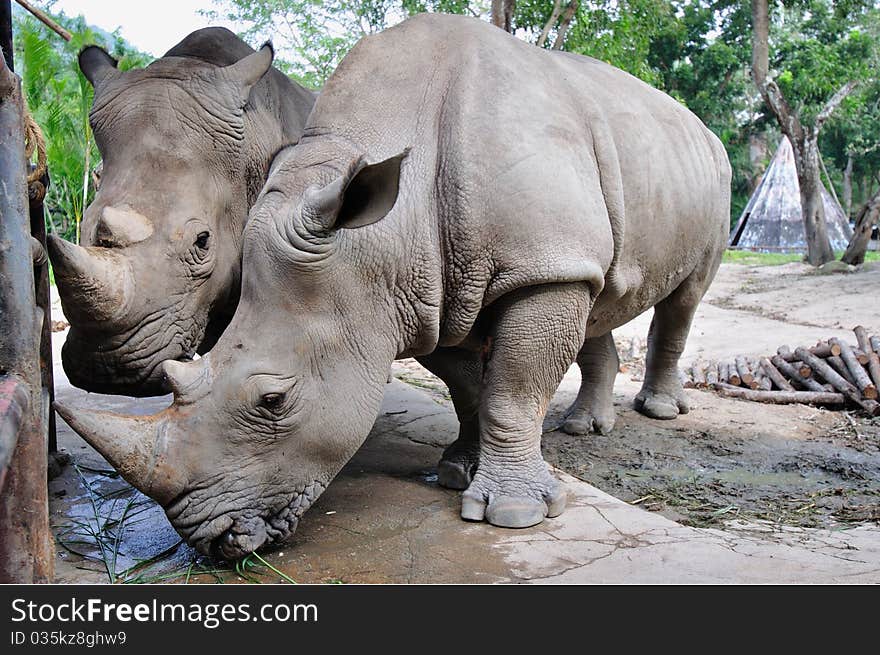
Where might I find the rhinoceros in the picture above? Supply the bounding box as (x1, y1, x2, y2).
(56, 14, 730, 559)
(47, 28, 316, 396)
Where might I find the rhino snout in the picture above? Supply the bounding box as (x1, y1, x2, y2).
(174, 480, 328, 560)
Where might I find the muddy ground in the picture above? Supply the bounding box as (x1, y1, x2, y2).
(394, 261, 880, 531)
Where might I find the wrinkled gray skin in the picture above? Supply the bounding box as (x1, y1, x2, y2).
(56, 15, 730, 559)
(47, 28, 316, 396)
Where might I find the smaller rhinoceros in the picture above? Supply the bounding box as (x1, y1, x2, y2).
(47, 28, 316, 396)
(57, 15, 730, 559)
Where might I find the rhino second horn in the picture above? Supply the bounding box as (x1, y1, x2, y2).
(53, 402, 185, 505)
(163, 358, 210, 401)
(47, 235, 133, 323)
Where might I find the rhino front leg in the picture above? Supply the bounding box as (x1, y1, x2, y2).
(635, 265, 713, 419)
(416, 348, 483, 490)
(462, 282, 591, 528)
(562, 332, 618, 435)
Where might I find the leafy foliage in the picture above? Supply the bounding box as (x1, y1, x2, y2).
(15, 0, 880, 232)
(12, 3, 150, 242)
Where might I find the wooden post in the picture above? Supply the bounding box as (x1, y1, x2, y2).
(826, 355, 855, 385)
(735, 355, 755, 387)
(830, 337, 878, 400)
(795, 347, 880, 416)
(856, 328, 880, 390)
(854, 326, 872, 355)
(713, 383, 845, 406)
(795, 361, 812, 379)
(809, 341, 841, 359)
(679, 368, 694, 389)
(706, 363, 719, 386)
(771, 355, 826, 392)
(722, 358, 740, 386)
(760, 357, 795, 391)
(0, 53, 53, 582)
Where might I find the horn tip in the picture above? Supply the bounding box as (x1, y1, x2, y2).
(53, 400, 74, 422)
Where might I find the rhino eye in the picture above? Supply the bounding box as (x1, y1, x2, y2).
(194, 231, 210, 250)
(260, 392, 285, 411)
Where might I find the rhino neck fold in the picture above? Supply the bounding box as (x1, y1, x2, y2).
(341, 206, 443, 362)
(240, 72, 316, 215)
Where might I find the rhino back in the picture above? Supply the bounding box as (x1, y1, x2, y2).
(306, 14, 730, 342)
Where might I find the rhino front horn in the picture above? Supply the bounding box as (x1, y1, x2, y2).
(47, 235, 133, 324)
(54, 402, 185, 505)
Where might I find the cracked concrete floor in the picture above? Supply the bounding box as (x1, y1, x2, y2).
(48, 264, 880, 584)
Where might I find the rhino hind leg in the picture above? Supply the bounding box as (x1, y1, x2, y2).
(562, 332, 618, 435)
(416, 348, 483, 490)
(461, 282, 591, 529)
(635, 263, 715, 420)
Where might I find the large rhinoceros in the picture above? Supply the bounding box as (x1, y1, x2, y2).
(57, 14, 730, 559)
(47, 28, 316, 396)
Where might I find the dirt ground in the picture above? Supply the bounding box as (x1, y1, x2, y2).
(47, 261, 880, 582)
(393, 261, 880, 531)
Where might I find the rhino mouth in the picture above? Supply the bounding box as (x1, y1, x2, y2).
(168, 481, 328, 560)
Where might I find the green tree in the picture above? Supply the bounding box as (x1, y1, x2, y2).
(752, 0, 879, 265)
(199, 0, 880, 241)
(13, 2, 150, 242)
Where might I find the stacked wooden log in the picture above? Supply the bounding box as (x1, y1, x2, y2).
(681, 326, 880, 416)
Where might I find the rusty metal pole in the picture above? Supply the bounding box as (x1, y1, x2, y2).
(0, 45, 53, 582)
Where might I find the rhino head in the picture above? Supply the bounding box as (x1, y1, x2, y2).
(49, 37, 281, 396)
(56, 141, 416, 558)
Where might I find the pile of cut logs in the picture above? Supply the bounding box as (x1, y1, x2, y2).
(681, 326, 880, 416)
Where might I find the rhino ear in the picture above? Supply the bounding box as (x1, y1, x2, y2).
(221, 42, 274, 102)
(79, 46, 118, 88)
(306, 151, 408, 233)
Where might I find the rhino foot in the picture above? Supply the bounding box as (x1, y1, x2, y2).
(437, 438, 480, 490)
(460, 466, 566, 528)
(561, 402, 616, 435)
(633, 386, 689, 420)
(438, 461, 474, 490)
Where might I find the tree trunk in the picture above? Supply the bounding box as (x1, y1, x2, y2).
(795, 137, 835, 265)
(748, 132, 768, 192)
(843, 154, 853, 218)
(491, 0, 515, 33)
(551, 1, 579, 50)
(841, 186, 880, 265)
(537, 0, 563, 48)
(751, 0, 769, 86)
(751, 0, 848, 266)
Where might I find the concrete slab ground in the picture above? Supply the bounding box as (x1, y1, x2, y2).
(48, 264, 880, 584)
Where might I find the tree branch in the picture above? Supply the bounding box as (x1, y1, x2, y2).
(751, 0, 769, 87)
(14, 0, 71, 42)
(538, 0, 563, 48)
(552, 0, 579, 50)
(759, 77, 804, 145)
(491, 0, 515, 33)
(813, 80, 859, 136)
